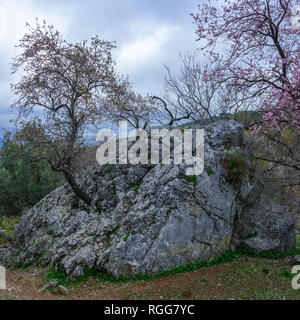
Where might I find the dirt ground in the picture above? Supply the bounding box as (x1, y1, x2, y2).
(0, 257, 299, 300)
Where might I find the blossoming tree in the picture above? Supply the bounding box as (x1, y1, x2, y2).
(192, 0, 300, 171)
(11, 21, 120, 205)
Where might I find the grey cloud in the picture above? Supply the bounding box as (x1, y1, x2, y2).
(0, 0, 204, 132)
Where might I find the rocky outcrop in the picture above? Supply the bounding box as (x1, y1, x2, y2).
(0, 121, 296, 279)
(231, 196, 296, 253)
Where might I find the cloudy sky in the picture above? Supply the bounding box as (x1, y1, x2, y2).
(0, 0, 203, 131)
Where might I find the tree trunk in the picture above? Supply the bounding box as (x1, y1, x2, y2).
(63, 170, 92, 206)
(0, 231, 12, 242)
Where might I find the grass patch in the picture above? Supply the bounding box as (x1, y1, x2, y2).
(262, 268, 270, 275)
(123, 233, 130, 241)
(134, 181, 142, 194)
(45, 250, 238, 287)
(186, 175, 197, 186)
(279, 268, 294, 279)
(44, 244, 300, 288)
(204, 167, 214, 176)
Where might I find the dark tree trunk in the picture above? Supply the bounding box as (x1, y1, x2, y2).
(63, 170, 92, 206)
(0, 231, 12, 242)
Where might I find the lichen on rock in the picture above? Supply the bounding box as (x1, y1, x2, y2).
(0, 121, 296, 279)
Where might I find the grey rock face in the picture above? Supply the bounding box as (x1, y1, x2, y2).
(286, 255, 300, 264)
(0, 121, 296, 279)
(231, 196, 296, 253)
(294, 256, 300, 263)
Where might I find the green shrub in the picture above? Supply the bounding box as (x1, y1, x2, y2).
(221, 151, 255, 186)
(0, 137, 65, 217)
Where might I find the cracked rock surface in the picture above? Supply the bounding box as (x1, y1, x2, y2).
(0, 121, 296, 279)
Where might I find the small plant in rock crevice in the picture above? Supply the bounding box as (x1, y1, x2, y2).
(221, 151, 255, 187)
